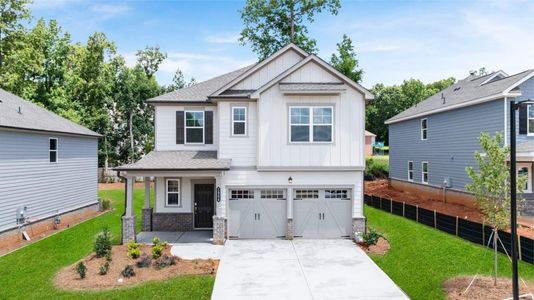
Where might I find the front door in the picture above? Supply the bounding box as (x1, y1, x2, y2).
(194, 184, 215, 228)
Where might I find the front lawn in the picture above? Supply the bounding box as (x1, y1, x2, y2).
(0, 188, 214, 300)
(366, 205, 534, 299)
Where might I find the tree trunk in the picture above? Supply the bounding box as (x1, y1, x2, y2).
(129, 113, 134, 163)
(289, 0, 294, 41)
(493, 228, 498, 286)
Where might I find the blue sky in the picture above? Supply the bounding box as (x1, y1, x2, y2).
(31, 0, 534, 88)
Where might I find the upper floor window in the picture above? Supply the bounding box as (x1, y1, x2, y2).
(232, 106, 247, 136)
(422, 162, 429, 184)
(289, 106, 333, 143)
(528, 105, 534, 135)
(408, 161, 414, 181)
(49, 138, 58, 163)
(166, 179, 181, 206)
(421, 118, 428, 140)
(185, 111, 204, 144)
(518, 163, 532, 193)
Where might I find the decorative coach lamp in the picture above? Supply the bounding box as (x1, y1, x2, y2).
(288, 177, 293, 184)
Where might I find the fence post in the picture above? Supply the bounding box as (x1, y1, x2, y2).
(380, 197, 382, 210)
(416, 205, 419, 222)
(518, 235, 522, 261)
(390, 198, 393, 213)
(434, 210, 437, 228)
(482, 221, 485, 245)
(456, 216, 459, 236)
(403, 202, 405, 217)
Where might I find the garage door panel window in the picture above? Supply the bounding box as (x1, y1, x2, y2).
(230, 189, 254, 200)
(166, 179, 181, 206)
(324, 190, 350, 200)
(260, 189, 285, 200)
(290, 106, 333, 143)
(294, 189, 319, 200)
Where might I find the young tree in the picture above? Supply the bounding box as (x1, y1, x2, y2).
(465, 132, 526, 285)
(330, 34, 363, 83)
(239, 0, 341, 60)
(0, 0, 31, 74)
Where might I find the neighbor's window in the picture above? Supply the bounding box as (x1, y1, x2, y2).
(422, 162, 429, 184)
(294, 189, 319, 200)
(518, 164, 532, 193)
(185, 111, 204, 144)
(289, 106, 333, 143)
(232, 106, 247, 136)
(325, 190, 350, 200)
(408, 161, 414, 181)
(528, 106, 534, 135)
(421, 118, 428, 140)
(49, 138, 58, 163)
(166, 179, 181, 206)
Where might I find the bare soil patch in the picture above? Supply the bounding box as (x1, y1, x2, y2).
(359, 237, 390, 256)
(444, 276, 534, 300)
(54, 244, 216, 290)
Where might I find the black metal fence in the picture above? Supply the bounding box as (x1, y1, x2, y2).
(364, 194, 534, 264)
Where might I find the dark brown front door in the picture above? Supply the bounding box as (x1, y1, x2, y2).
(194, 184, 214, 228)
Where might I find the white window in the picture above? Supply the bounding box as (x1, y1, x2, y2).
(166, 179, 181, 206)
(421, 118, 428, 140)
(232, 106, 247, 136)
(325, 189, 350, 200)
(230, 189, 254, 199)
(260, 189, 285, 199)
(408, 161, 414, 181)
(422, 162, 429, 184)
(528, 105, 534, 135)
(294, 189, 319, 199)
(185, 111, 204, 144)
(517, 163, 532, 193)
(289, 106, 333, 143)
(49, 138, 58, 163)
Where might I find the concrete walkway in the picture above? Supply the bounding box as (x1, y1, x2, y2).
(212, 239, 408, 300)
(137, 231, 224, 259)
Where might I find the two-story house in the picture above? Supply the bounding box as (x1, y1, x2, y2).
(386, 69, 534, 214)
(115, 44, 373, 244)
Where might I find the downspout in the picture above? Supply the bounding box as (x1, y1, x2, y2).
(116, 170, 127, 243)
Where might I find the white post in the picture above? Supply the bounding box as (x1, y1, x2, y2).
(125, 176, 134, 217)
(287, 188, 293, 219)
(144, 176, 150, 209)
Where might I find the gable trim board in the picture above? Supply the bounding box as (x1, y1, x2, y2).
(481, 70, 509, 85)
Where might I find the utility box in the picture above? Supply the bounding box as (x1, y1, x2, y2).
(443, 177, 452, 188)
(16, 206, 27, 225)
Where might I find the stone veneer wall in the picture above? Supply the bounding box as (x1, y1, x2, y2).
(152, 213, 194, 231)
(352, 217, 366, 240)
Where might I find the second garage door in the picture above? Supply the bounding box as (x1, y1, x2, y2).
(294, 189, 352, 238)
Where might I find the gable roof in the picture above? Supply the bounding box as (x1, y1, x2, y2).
(0, 88, 101, 137)
(385, 69, 534, 124)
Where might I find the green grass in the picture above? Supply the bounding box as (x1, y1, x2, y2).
(366, 205, 534, 299)
(0, 188, 214, 300)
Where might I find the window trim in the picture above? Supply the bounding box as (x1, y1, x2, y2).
(421, 118, 428, 140)
(49, 137, 58, 163)
(407, 161, 414, 182)
(184, 110, 205, 144)
(421, 161, 429, 184)
(289, 105, 334, 144)
(517, 163, 532, 193)
(231, 106, 247, 136)
(165, 178, 181, 207)
(527, 105, 534, 136)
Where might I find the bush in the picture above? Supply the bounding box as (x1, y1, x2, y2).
(151, 236, 168, 259)
(121, 265, 135, 278)
(154, 255, 176, 270)
(105, 251, 112, 262)
(362, 228, 383, 246)
(75, 262, 87, 279)
(99, 261, 110, 275)
(94, 228, 112, 258)
(365, 157, 389, 179)
(136, 255, 151, 268)
(101, 199, 111, 210)
(127, 241, 141, 259)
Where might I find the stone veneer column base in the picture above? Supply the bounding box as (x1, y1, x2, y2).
(141, 208, 153, 232)
(212, 216, 226, 245)
(352, 217, 366, 240)
(122, 215, 136, 244)
(287, 218, 294, 240)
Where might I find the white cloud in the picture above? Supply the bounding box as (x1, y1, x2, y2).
(90, 3, 130, 19)
(205, 33, 240, 44)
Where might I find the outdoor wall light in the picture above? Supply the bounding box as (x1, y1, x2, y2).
(288, 176, 293, 184)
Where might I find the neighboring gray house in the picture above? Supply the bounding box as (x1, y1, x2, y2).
(0, 88, 101, 241)
(386, 69, 534, 214)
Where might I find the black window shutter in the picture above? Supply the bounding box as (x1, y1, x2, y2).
(176, 111, 184, 144)
(519, 105, 527, 135)
(205, 111, 213, 144)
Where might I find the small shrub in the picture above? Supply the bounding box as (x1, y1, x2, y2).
(101, 199, 111, 210)
(127, 241, 141, 259)
(365, 157, 389, 179)
(362, 228, 383, 246)
(151, 236, 168, 259)
(121, 265, 135, 278)
(136, 255, 152, 268)
(105, 251, 112, 262)
(99, 261, 110, 275)
(94, 228, 112, 258)
(75, 262, 87, 279)
(154, 255, 176, 270)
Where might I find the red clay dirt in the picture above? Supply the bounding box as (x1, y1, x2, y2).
(444, 276, 534, 300)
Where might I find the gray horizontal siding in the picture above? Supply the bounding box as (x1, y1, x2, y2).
(509, 76, 534, 144)
(0, 130, 98, 231)
(389, 99, 504, 192)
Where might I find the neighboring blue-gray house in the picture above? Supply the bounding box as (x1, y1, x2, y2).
(386, 69, 534, 215)
(0, 88, 101, 240)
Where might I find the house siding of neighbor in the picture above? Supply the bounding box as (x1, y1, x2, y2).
(387, 70, 534, 214)
(0, 88, 100, 243)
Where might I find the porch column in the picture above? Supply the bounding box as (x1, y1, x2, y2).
(213, 174, 226, 245)
(122, 175, 136, 244)
(141, 176, 153, 232)
(287, 188, 294, 240)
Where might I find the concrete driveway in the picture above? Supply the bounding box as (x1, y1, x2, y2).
(212, 239, 408, 300)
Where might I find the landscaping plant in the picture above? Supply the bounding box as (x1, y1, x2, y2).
(127, 241, 141, 259)
(151, 236, 168, 259)
(362, 227, 383, 246)
(99, 261, 110, 275)
(94, 227, 112, 258)
(121, 265, 135, 278)
(154, 255, 176, 270)
(75, 262, 87, 279)
(466, 132, 527, 285)
(101, 199, 111, 210)
(136, 255, 152, 268)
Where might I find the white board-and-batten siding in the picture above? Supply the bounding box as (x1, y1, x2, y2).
(0, 129, 98, 231)
(217, 101, 257, 166)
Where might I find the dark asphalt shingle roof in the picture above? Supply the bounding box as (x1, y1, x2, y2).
(386, 70, 534, 124)
(0, 88, 101, 137)
(517, 141, 534, 153)
(114, 151, 231, 171)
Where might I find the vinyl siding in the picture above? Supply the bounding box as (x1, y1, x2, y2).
(507, 77, 534, 144)
(217, 101, 257, 166)
(389, 99, 504, 191)
(0, 129, 98, 231)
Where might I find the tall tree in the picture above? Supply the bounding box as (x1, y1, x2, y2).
(0, 0, 31, 74)
(136, 45, 167, 78)
(330, 34, 363, 83)
(239, 0, 341, 60)
(161, 68, 196, 93)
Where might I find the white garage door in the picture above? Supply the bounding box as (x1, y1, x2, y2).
(294, 189, 352, 238)
(228, 189, 287, 239)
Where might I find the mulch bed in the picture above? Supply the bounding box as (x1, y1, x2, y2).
(54, 245, 216, 290)
(444, 276, 534, 300)
(359, 237, 390, 256)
